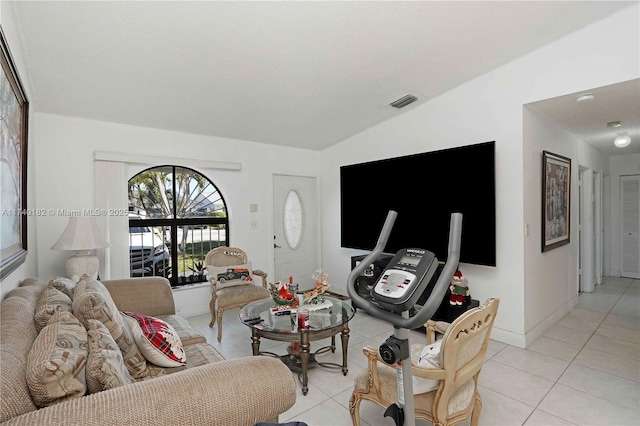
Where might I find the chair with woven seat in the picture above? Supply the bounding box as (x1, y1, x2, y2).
(349, 298, 499, 426)
(205, 246, 271, 342)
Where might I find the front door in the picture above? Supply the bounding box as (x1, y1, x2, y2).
(273, 174, 319, 289)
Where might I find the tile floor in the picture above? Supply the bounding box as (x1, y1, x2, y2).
(186, 277, 639, 425)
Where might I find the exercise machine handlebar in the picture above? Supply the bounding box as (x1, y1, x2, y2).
(346, 210, 462, 329)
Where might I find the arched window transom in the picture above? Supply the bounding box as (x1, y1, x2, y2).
(128, 165, 229, 287)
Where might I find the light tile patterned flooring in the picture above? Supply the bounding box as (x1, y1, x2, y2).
(186, 277, 639, 425)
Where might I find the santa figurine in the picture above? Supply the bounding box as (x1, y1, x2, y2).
(449, 269, 470, 306)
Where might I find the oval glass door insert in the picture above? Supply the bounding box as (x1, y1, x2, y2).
(284, 190, 303, 249)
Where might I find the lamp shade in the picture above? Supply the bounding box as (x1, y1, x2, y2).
(51, 216, 110, 251)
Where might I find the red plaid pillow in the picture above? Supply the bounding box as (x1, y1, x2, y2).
(121, 312, 186, 367)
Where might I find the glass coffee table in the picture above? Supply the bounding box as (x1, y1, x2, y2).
(239, 296, 355, 395)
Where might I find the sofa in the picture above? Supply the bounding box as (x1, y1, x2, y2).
(1, 276, 297, 425)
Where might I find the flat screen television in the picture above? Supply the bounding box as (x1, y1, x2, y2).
(340, 141, 496, 266)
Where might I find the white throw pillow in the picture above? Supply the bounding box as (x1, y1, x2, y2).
(412, 339, 442, 394)
(207, 262, 254, 289)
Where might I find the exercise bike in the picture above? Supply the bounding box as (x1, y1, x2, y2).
(347, 210, 462, 426)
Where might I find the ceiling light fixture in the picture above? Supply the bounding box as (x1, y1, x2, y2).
(614, 134, 631, 148)
(576, 93, 595, 103)
(607, 121, 623, 128)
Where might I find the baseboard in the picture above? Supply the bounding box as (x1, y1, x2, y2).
(523, 296, 579, 348)
(489, 327, 526, 349)
(488, 296, 579, 349)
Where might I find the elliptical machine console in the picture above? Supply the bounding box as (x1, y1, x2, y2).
(347, 210, 462, 426)
(371, 248, 438, 314)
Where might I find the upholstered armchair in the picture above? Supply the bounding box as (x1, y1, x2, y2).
(205, 247, 270, 342)
(350, 298, 499, 426)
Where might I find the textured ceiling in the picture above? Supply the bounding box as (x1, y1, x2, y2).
(7, 1, 637, 151)
(529, 79, 640, 156)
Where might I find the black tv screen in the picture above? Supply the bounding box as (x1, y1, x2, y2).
(340, 141, 496, 266)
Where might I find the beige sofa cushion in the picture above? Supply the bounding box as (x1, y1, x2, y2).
(142, 342, 226, 380)
(34, 285, 73, 332)
(157, 314, 207, 346)
(0, 279, 45, 422)
(73, 277, 147, 379)
(26, 309, 88, 407)
(85, 319, 135, 393)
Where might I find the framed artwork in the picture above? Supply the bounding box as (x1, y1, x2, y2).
(542, 151, 571, 252)
(0, 26, 29, 280)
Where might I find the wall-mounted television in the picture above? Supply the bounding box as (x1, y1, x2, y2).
(340, 141, 496, 267)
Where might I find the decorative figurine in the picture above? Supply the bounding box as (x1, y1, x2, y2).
(269, 275, 299, 306)
(303, 270, 331, 305)
(449, 269, 470, 306)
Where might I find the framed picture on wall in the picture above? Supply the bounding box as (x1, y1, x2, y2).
(542, 150, 571, 252)
(0, 26, 29, 280)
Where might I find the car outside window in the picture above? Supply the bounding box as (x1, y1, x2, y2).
(128, 166, 229, 287)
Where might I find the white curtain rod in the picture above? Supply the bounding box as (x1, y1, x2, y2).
(94, 151, 241, 171)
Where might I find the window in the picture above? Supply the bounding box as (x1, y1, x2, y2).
(284, 190, 303, 249)
(128, 166, 228, 287)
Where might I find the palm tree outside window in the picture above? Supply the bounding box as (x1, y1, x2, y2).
(127, 165, 229, 287)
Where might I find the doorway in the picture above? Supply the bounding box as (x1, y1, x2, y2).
(620, 175, 640, 278)
(273, 174, 320, 289)
(579, 168, 604, 292)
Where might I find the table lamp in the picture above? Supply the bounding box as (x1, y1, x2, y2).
(51, 216, 110, 281)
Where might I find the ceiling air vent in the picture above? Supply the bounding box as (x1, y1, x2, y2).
(390, 94, 418, 109)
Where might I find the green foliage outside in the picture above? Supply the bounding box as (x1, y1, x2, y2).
(128, 167, 227, 254)
(176, 240, 223, 274)
(128, 166, 229, 286)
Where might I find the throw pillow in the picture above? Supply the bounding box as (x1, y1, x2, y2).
(121, 311, 187, 367)
(85, 319, 134, 393)
(50, 277, 78, 299)
(26, 309, 88, 407)
(207, 262, 254, 289)
(34, 284, 73, 332)
(412, 339, 443, 394)
(73, 277, 147, 379)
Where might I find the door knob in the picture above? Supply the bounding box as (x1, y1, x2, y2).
(274, 243, 282, 249)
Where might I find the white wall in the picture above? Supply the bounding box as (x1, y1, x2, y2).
(523, 107, 579, 342)
(522, 107, 610, 343)
(609, 154, 640, 277)
(0, 3, 38, 299)
(578, 138, 610, 174)
(30, 113, 321, 316)
(321, 4, 639, 347)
